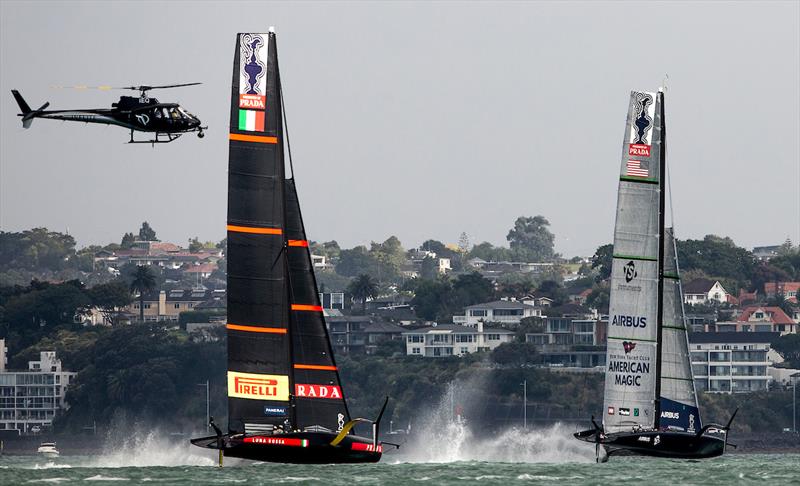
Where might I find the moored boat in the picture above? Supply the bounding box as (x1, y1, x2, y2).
(37, 442, 59, 457)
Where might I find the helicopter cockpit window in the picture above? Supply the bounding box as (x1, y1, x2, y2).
(178, 107, 195, 120)
(161, 107, 170, 119)
(169, 107, 181, 120)
(154, 108, 162, 119)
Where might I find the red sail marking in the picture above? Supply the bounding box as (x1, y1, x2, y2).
(291, 304, 323, 312)
(226, 224, 282, 235)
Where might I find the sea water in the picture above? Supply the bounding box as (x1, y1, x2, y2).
(0, 427, 796, 485)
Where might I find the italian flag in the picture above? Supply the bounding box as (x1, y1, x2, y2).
(238, 109, 264, 132)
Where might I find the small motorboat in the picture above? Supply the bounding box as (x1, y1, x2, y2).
(37, 442, 59, 457)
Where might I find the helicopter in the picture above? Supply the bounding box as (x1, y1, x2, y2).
(11, 83, 206, 144)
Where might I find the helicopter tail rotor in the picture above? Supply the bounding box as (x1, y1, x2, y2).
(11, 90, 49, 129)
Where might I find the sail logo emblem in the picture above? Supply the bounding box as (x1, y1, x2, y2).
(295, 384, 343, 400)
(622, 341, 637, 354)
(227, 371, 289, 401)
(632, 92, 654, 144)
(607, 406, 615, 415)
(624, 261, 638, 283)
(238, 33, 268, 130)
(628, 92, 655, 157)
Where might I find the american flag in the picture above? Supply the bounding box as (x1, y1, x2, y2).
(626, 159, 649, 177)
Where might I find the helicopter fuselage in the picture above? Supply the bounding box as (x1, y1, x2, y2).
(12, 90, 205, 143)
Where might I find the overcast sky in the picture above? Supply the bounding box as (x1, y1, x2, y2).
(1, 1, 798, 257)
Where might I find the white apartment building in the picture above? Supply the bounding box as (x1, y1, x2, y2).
(402, 322, 515, 357)
(689, 332, 776, 394)
(0, 349, 76, 435)
(453, 299, 542, 327)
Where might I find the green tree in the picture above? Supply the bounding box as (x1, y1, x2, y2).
(536, 280, 567, 306)
(120, 232, 136, 249)
(591, 243, 613, 282)
(336, 246, 379, 278)
(87, 281, 132, 325)
(411, 278, 454, 321)
(467, 242, 512, 262)
(420, 256, 438, 280)
(138, 222, 158, 242)
(452, 272, 494, 308)
(188, 237, 203, 253)
(490, 342, 540, 366)
(586, 285, 610, 313)
(506, 215, 556, 262)
(0, 228, 77, 272)
(772, 334, 800, 368)
(347, 274, 379, 314)
(129, 266, 157, 322)
(676, 236, 755, 290)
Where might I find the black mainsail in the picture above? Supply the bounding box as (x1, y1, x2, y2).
(574, 89, 736, 461)
(191, 31, 387, 464)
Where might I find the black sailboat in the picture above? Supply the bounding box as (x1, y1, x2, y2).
(574, 89, 737, 461)
(190, 31, 388, 464)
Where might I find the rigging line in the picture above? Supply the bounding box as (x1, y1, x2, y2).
(279, 74, 295, 180)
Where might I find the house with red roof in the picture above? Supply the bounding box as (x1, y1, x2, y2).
(764, 282, 800, 304)
(735, 306, 798, 335)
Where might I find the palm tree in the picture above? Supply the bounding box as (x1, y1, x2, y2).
(347, 274, 378, 314)
(130, 265, 157, 323)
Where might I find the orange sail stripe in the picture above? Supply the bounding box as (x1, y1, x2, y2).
(294, 364, 337, 371)
(226, 224, 282, 235)
(226, 323, 287, 334)
(229, 133, 278, 144)
(291, 304, 323, 312)
(287, 239, 309, 247)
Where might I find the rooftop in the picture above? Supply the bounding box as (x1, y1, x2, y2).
(683, 278, 722, 294)
(402, 324, 514, 334)
(737, 306, 795, 325)
(464, 300, 537, 310)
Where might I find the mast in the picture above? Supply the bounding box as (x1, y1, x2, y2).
(654, 90, 666, 429)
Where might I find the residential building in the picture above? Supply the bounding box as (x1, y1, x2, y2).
(752, 245, 782, 261)
(526, 317, 605, 346)
(764, 282, 800, 304)
(319, 291, 345, 310)
(683, 279, 730, 305)
(127, 289, 220, 321)
(689, 332, 777, 394)
(402, 322, 514, 357)
(454, 299, 542, 327)
(365, 294, 413, 311)
(325, 316, 404, 355)
(525, 317, 608, 368)
(0, 351, 76, 435)
(735, 306, 798, 334)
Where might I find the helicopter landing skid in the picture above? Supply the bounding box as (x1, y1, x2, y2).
(128, 130, 183, 146)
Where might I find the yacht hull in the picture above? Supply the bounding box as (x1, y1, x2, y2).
(191, 431, 382, 464)
(574, 428, 725, 459)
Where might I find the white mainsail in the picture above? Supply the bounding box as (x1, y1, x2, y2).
(603, 91, 662, 434)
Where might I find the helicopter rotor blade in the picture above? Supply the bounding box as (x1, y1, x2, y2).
(51, 85, 117, 91)
(120, 83, 202, 92)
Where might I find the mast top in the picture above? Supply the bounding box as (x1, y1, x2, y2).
(269, 26, 275, 33)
